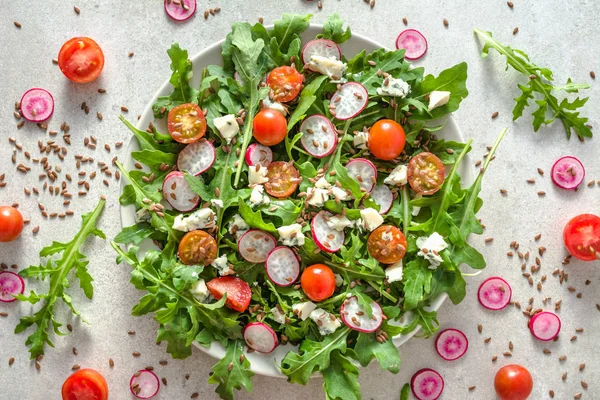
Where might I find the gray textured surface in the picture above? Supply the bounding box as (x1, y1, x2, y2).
(1, 0, 599, 399)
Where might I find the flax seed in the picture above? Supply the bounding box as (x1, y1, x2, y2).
(443, 18, 449, 27)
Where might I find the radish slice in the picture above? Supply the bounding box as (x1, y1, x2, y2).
(299, 115, 338, 158)
(302, 39, 342, 66)
(478, 277, 512, 310)
(162, 171, 200, 212)
(551, 156, 585, 190)
(20, 88, 54, 122)
(265, 246, 300, 286)
(0, 271, 25, 303)
(177, 139, 216, 176)
(370, 185, 393, 214)
(130, 369, 160, 399)
(311, 211, 345, 253)
(396, 29, 428, 60)
(330, 82, 368, 120)
(435, 329, 468, 361)
(245, 143, 273, 167)
(238, 229, 277, 263)
(346, 158, 377, 193)
(340, 296, 383, 333)
(244, 322, 279, 353)
(164, 0, 196, 22)
(411, 368, 444, 400)
(529, 311, 561, 341)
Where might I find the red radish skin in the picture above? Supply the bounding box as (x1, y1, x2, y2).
(396, 29, 428, 60)
(161, 171, 200, 212)
(340, 296, 383, 333)
(551, 156, 585, 190)
(299, 115, 338, 158)
(244, 322, 279, 353)
(20, 88, 54, 122)
(164, 0, 196, 22)
(265, 246, 300, 286)
(435, 328, 468, 361)
(177, 139, 216, 176)
(346, 158, 377, 193)
(245, 143, 273, 167)
(311, 211, 345, 253)
(478, 276, 512, 310)
(302, 39, 342, 66)
(238, 229, 277, 263)
(0, 271, 25, 303)
(529, 311, 561, 341)
(330, 82, 368, 120)
(370, 185, 393, 214)
(130, 369, 160, 399)
(411, 368, 444, 400)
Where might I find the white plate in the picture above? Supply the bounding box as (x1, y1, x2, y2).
(120, 24, 471, 378)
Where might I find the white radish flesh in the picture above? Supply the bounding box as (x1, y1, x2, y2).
(346, 158, 377, 193)
(311, 211, 345, 253)
(244, 322, 278, 353)
(330, 82, 368, 120)
(265, 246, 300, 286)
(477, 276, 512, 310)
(0, 271, 25, 303)
(130, 369, 160, 399)
(396, 29, 428, 60)
(299, 114, 337, 158)
(238, 229, 277, 263)
(411, 368, 444, 400)
(529, 311, 561, 341)
(245, 143, 273, 167)
(551, 156, 585, 190)
(177, 139, 216, 176)
(435, 329, 468, 361)
(20, 88, 54, 122)
(302, 39, 341, 66)
(162, 171, 200, 212)
(164, 0, 196, 22)
(370, 185, 393, 214)
(340, 296, 383, 333)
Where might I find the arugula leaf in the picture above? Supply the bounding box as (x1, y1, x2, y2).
(354, 333, 401, 373)
(402, 258, 432, 311)
(208, 340, 255, 400)
(271, 13, 311, 53)
(238, 199, 277, 233)
(400, 383, 410, 400)
(15, 199, 106, 359)
(322, 351, 361, 400)
(474, 29, 592, 140)
(411, 62, 469, 119)
(287, 75, 329, 131)
(346, 49, 415, 96)
(320, 14, 352, 44)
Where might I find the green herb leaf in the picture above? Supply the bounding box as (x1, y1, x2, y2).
(287, 75, 329, 131)
(354, 332, 401, 373)
(208, 340, 255, 400)
(320, 14, 352, 44)
(322, 351, 361, 400)
(412, 62, 469, 119)
(400, 383, 410, 400)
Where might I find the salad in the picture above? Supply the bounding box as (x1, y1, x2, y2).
(112, 13, 504, 400)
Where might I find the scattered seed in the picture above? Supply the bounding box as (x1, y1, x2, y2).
(513, 27, 519, 35)
(14, 21, 22, 28)
(537, 168, 544, 176)
(8, 357, 15, 366)
(491, 111, 499, 119)
(477, 324, 482, 334)
(468, 386, 476, 391)
(402, 17, 408, 25)
(443, 18, 449, 27)
(132, 352, 141, 357)
(507, 1, 514, 7)
(128, 52, 135, 58)
(591, 71, 596, 79)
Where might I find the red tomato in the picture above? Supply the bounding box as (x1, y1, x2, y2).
(252, 109, 287, 146)
(300, 264, 335, 302)
(368, 119, 406, 161)
(563, 214, 600, 261)
(367, 225, 407, 264)
(207, 276, 252, 312)
(167, 103, 207, 144)
(58, 37, 105, 84)
(266, 66, 304, 103)
(407, 152, 445, 195)
(178, 230, 218, 266)
(494, 365, 533, 400)
(265, 161, 300, 198)
(0, 206, 24, 242)
(62, 369, 108, 400)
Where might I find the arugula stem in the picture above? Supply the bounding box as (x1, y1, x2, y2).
(323, 260, 385, 280)
(401, 185, 410, 237)
(198, 68, 210, 109)
(367, 280, 397, 302)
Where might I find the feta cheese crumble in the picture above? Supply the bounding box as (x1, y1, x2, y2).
(306, 187, 329, 207)
(376, 76, 411, 98)
(385, 260, 403, 283)
(262, 97, 288, 116)
(213, 114, 240, 144)
(309, 308, 341, 336)
(330, 186, 351, 201)
(172, 208, 216, 232)
(277, 223, 305, 246)
(428, 91, 451, 111)
(416, 232, 448, 268)
(384, 165, 408, 186)
(308, 55, 347, 81)
(190, 279, 210, 302)
(270, 307, 287, 325)
(360, 208, 384, 231)
(210, 199, 223, 209)
(249, 185, 270, 207)
(248, 164, 269, 185)
(228, 214, 249, 238)
(211, 255, 234, 276)
(326, 214, 353, 231)
(353, 131, 369, 150)
(292, 301, 317, 320)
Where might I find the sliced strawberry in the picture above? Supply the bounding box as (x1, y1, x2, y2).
(206, 276, 251, 312)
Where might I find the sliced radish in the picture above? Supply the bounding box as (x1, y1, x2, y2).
(371, 185, 393, 214)
(478, 277, 512, 310)
(340, 296, 383, 333)
(435, 328, 468, 361)
(0, 271, 25, 303)
(164, 0, 196, 22)
(302, 39, 342, 66)
(346, 158, 377, 193)
(238, 229, 277, 263)
(330, 82, 368, 120)
(265, 246, 300, 286)
(245, 143, 273, 167)
(311, 211, 345, 253)
(551, 156, 585, 190)
(529, 311, 561, 341)
(177, 139, 216, 176)
(20, 88, 54, 122)
(299, 114, 338, 158)
(411, 368, 444, 400)
(130, 369, 160, 399)
(396, 29, 428, 60)
(162, 171, 200, 212)
(244, 322, 279, 353)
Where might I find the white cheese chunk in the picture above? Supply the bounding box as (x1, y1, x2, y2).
(270, 307, 287, 325)
(263, 97, 288, 116)
(428, 91, 451, 111)
(385, 260, 403, 283)
(211, 255, 234, 276)
(228, 214, 249, 239)
(190, 279, 210, 302)
(334, 273, 344, 287)
(306, 187, 329, 207)
(360, 208, 384, 231)
(277, 223, 305, 247)
(412, 194, 422, 217)
(249, 185, 270, 208)
(210, 199, 224, 209)
(292, 301, 317, 320)
(384, 165, 408, 186)
(314, 177, 331, 189)
(308, 55, 347, 81)
(172, 208, 216, 232)
(417, 232, 448, 268)
(248, 164, 269, 185)
(376, 76, 410, 98)
(309, 308, 341, 336)
(135, 208, 151, 223)
(326, 215, 353, 231)
(213, 114, 240, 144)
(353, 131, 369, 150)
(330, 186, 351, 201)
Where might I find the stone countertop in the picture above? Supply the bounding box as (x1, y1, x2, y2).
(1, 0, 599, 399)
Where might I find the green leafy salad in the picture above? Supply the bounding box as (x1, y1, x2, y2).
(112, 13, 504, 400)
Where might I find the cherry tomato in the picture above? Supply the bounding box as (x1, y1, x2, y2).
(265, 161, 300, 198)
(563, 214, 600, 261)
(58, 37, 105, 84)
(407, 152, 445, 195)
(206, 276, 252, 312)
(167, 103, 207, 144)
(300, 264, 336, 302)
(62, 368, 108, 400)
(367, 225, 407, 264)
(266, 66, 304, 103)
(0, 206, 24, 243)
(178, 230, 217, 266)
(494, 364, 533, 400)
(368, 119, 406, 161)
(252, 109, 287, 146)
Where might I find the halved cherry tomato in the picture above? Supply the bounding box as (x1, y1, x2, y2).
(563, 214, 600, 261)
(206, 276, 252, 312)
(0, 206, 24, 243)
(266, 66, 304, 103)
(62, 368, 108, 400)
(494, 364, 533, 400)
(407, 152, 445, 195)
(252, 109, 287, 146)
(367, 225, 407, 264)
(178, 230, 217, 266)
(167, 103, 207, 144)
(301, 264, 335, 302)
(58, 37, 105, 84)
(368, 119, 406, 161)
(265, 161, 299, 198)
